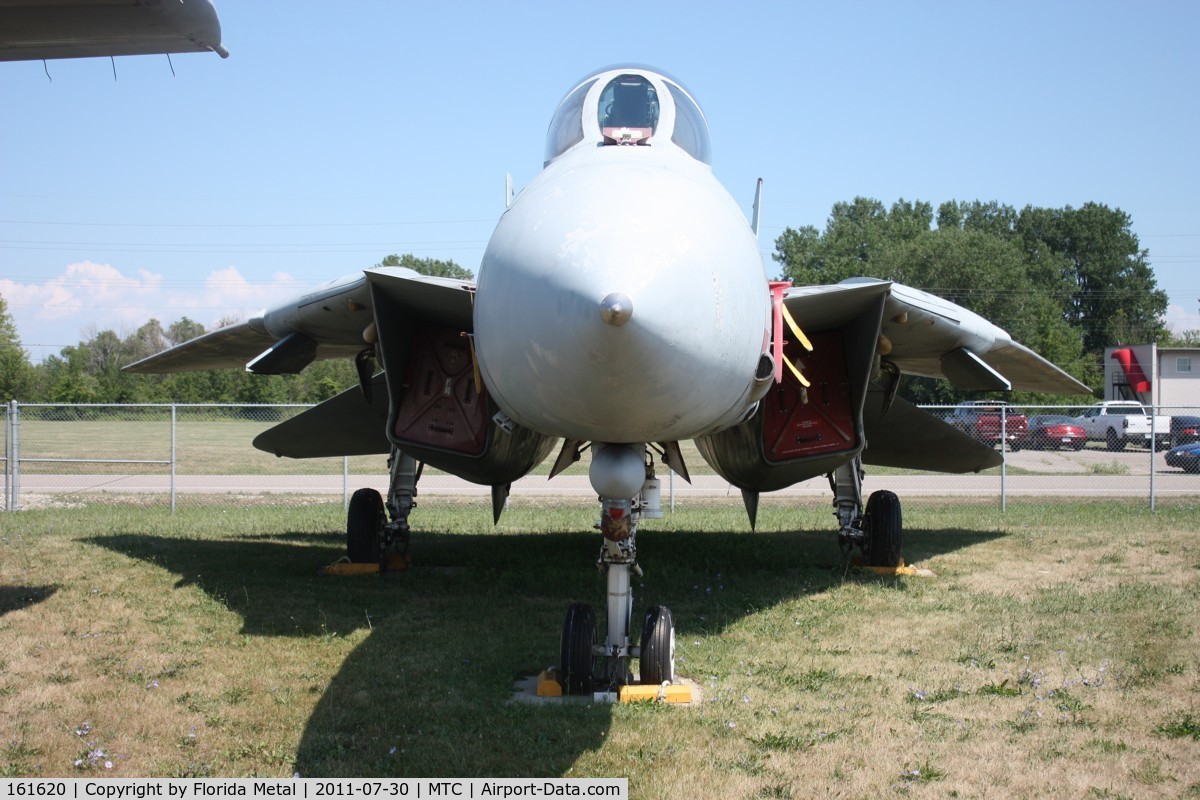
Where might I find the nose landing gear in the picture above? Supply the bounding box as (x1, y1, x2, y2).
(556, 445, 683, 699)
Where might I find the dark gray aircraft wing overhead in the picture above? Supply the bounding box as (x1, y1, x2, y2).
(0, 0, 227, 61)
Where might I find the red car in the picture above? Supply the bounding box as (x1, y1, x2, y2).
(945, 402, 1028, 447)
(1013, 415, 1087, 451)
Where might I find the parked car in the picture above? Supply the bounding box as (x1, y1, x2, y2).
(945, 401, 1028, 448)
(1074, 401, 1171, 451)
(1013, 415, 1087, 451)
(1170, 415, 1200, 448)
(1164, 441, 1200, 473)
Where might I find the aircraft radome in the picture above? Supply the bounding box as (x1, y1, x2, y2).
(125, 65, 1090, 696)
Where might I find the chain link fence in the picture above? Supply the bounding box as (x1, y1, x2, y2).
(3, 401, 1198, 512)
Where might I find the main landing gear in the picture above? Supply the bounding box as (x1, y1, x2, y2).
(345, 446, 420, 564)
(830, 456, 904, 569)
(558, 443, 677, 696)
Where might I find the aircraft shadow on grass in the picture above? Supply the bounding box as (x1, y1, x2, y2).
(0, 584, 58, 617)
(90, 523, 1002, 777)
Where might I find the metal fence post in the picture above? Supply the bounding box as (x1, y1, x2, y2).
(4, 400, 11, 512)
(10, 400, 19, 511)
(343, 456, 350, 511)
(171, 404, 178, 514)
(1000, 410, 1007, 512)
(1149, 403, 1157, 512)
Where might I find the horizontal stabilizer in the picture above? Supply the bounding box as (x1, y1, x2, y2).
(123, 321, 277, 374)
(862, 384, 1002, 473)
(253, 374, 391, 458)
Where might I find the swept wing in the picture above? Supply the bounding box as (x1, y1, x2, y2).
(123, 268, 473, 375)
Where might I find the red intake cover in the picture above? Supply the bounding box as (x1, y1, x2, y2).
(762, 330, 857, 461)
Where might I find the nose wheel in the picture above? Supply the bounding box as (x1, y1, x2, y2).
(557, 597, 677, 695)
(639, 605, 676, 685)
(555, 444, 682, 697)
(560, 603, 599, 695)
(557, 516, 677, 694)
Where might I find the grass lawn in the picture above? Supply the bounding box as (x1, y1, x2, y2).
(1, 498, 1198, 798)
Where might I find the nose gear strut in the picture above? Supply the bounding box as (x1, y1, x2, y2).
(558, 448, 677, 696)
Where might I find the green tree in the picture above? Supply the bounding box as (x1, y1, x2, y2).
(297, 359, 357, 402)
(1167, 329, 1200, 347)
(772, 197, 1147, 401)
(773, 197, 933, 284)
(40, 347, 100, 403)
(1015, 203, 1167, 354)
(166, 317, 206, 346)
(378, 253, 473, 280)
(0, 294, 36, 402)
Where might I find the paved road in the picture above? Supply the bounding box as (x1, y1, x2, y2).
(9, 465, 1197, 504)
(8, 441, 1195, 508)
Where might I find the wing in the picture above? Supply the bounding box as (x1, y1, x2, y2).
(122, 319, 278, 374)
(245, 268, 479, 458)
(244, 269, 554, 488)
(700, 277, 1082, 492)
(123, 268, 475, 375)
(0, 0, 228, 61)
(833, 278, 1091, 395)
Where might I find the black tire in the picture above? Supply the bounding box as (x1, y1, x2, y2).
(863, 489, 903, 568)
(1106, 429, 1126, 452)
(346, 488, 385, 563)
(639, 606, 676, 686)
(560, 603, 597, 695)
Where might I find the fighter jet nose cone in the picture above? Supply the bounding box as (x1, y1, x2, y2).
(599, 292, 633, 327)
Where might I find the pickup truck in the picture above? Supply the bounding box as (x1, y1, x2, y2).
(1074, 401, 1171, 451)
(945, 401, 1028, 448)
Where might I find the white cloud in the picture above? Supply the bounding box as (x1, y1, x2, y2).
(1165, 302, 1200, 334)
(1, 261, 302, 361)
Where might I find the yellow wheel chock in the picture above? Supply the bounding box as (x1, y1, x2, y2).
(533, 669, 694, 704)
(852, 557, 936, 577)
(319, 553, 411, 576)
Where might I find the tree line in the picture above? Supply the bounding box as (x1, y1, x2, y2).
(1, 206, 1193, 406)
(0, 254, 470, 406)
(774, 198, 1179, 403)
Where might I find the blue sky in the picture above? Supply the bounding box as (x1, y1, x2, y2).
(2, 1, 1197, 362)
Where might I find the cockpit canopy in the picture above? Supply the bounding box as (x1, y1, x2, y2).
(544, 65, 712, 166)
(599, 74, 659, 144)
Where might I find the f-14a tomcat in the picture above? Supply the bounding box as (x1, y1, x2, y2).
(126, 65, 1089, 695)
